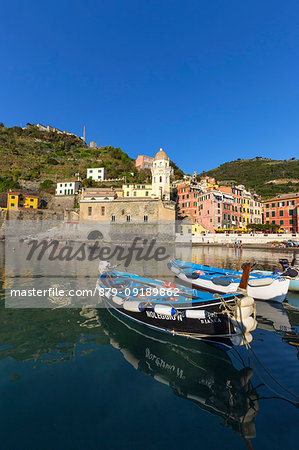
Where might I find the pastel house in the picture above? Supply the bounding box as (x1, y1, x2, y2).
(87, 167, 107, 181)
(55, 180, 82, 195)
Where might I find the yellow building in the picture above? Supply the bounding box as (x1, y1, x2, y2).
(122, 184, 152, 198)
(241, 190, 252, 227)
(7, 191, 39, 210)
(192, 223, 209, 234)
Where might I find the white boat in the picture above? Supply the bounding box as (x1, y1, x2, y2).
(169, 260, 290, 303)
(252, 258, 299, 293)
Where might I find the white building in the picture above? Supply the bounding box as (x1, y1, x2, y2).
(56, 180, 82, 196)
(151, 148, 172, 200)
(87, 167, 107, 182)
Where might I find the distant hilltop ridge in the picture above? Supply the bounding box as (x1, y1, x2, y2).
(199, 157, 299, 198)
(23, 123, 84, 140)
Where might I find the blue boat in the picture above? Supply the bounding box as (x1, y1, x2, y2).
(252, 258, 299, 293)
(96, 263, 257, 350)
(168, 259, 290, 303)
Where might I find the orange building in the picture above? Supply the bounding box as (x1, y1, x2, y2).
(135, 155, 154, 170)
(263, 193, 299, 233)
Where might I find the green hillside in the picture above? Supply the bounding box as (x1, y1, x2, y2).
(0, 124, 183, 193)
(0, 124, 150, 192)
(199, 157, 299, 198)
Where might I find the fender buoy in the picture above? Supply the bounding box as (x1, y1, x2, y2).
(162, 281, 177, 289)
(162, 282, 178, 301)
(193, 270, 205, 275)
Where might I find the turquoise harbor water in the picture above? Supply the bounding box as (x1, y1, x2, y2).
(0, 244, 298, 449)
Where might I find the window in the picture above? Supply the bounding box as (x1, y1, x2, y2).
(111, 215, 115, 222)
(272, 211, 275, 217)
(218, 217, 220, 223)
(134, 192, 136, 196)
(126, 192, 129, 196)
(271, 203, 275, 207)
(101, 206, 105, 216)
(290, 219, 293, 225)
(289, 210, 293, 216)
(30, 205, 33, 209)
(145, 191, 149, 196)
(279, 210, 283, 216)
(11, 195, 15, 199)
(266, 212, 269, 217)
(11, 203, 14, 207)
(126, 215, 131, 222)
(142, 185, 145, 189)
(30, 198, 34, 202)
(159, 176, 162, 183)
(144, 215, 148, 222)
(280, 220, 283, 225)
(88, 207, 92, 216)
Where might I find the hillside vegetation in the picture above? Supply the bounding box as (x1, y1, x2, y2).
(0, 124, 184, 193)
(0, 124, 145, 192)
(200, 157, 299, 198)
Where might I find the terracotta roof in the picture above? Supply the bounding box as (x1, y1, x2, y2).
(264, 193, 299, 202)
(8, 191, 39, 198)
(154, 148, 169, 161)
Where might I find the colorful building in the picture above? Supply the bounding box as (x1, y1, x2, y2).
(7, 191, 39, 209)
(176, 182, 201, 217)
(122, 184, 152, 198)
(263, 193, 299, 233)
(135, 155, 154, 170)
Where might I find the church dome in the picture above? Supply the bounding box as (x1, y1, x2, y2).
(154, 148, 169, 161)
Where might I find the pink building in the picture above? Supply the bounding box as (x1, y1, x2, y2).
(196, 187, 243, 233)
(135, 155, 154, 170)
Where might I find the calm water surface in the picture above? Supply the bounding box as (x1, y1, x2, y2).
(0, 244, 298, 449)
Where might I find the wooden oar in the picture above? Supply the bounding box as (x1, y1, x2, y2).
(238, 263, 251, 291)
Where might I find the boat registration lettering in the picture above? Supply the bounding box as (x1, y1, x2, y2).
(146, 311, 183, 321)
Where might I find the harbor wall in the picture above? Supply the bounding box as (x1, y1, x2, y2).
(190, 233, 298, 245)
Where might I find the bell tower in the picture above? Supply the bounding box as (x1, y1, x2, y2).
(151, 148, 171, 200)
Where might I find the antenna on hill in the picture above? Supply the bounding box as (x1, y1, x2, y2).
(82, 125, 86, 142)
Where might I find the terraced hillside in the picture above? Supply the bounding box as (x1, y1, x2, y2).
(200, 157, 299, 198)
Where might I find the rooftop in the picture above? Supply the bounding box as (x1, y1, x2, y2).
(154, 148, 169, 161)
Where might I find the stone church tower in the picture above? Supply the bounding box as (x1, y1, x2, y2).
(151, 148, 171, 200)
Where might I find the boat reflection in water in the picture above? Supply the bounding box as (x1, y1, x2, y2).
(97, 307, 259, 444)
(256, 299, 299, 356)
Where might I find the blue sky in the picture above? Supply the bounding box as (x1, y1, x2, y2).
(1, 0, 299, 173)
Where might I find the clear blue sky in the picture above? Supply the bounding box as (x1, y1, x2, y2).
(1, 0, 299, 173)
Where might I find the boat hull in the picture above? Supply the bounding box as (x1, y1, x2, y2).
(252, 270, 299, 293)
(103, 297, 236, 350)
